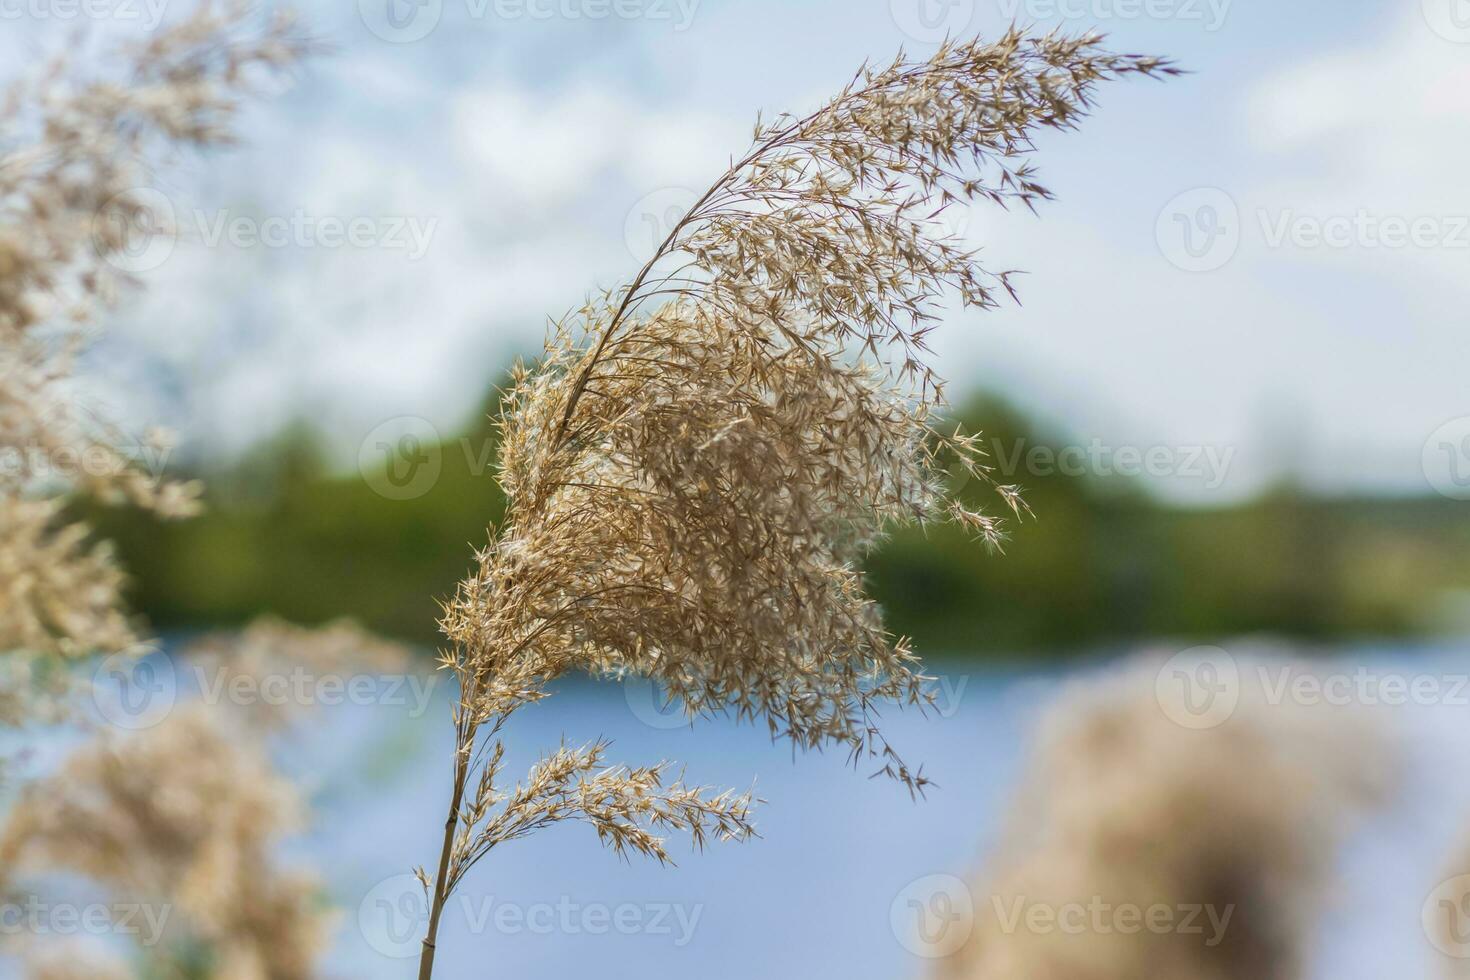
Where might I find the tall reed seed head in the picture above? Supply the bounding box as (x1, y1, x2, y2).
(442, 31, 1177, 791)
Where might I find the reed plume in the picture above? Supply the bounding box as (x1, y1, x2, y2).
(419, 29, 1174, 977)
(938, 656, 1392, 980)
(0, 704, 331, 979)
(0, 3, 309, 666)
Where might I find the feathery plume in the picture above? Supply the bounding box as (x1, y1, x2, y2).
(0, 705, 330, 979)
(0, 3, 312, 663)
(937, 656, 1392, 980)
(419, 28, 1174, 978)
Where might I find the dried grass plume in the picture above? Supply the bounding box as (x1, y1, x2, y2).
(937, 655, 1393, 980)
(419, 28, 1174, 979)
(0, 3, 310, 664)
(0, 705, 330, 979)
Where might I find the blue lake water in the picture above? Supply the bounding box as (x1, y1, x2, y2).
(11, 642, 1470, 978)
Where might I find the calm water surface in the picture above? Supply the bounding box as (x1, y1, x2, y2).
(11, 643, 1470, 978)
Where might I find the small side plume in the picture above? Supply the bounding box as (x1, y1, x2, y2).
(937, 652, 1395, 980)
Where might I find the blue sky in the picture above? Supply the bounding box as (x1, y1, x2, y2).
(16, 0, 1467, 502)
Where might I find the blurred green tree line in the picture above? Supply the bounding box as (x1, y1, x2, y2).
(85, 395, 1470, 657)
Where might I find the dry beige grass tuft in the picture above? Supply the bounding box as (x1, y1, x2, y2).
(938, 656, 1392, 980)
(419, 29, 1174, 978)
(0, 3, 310, 664)
(0, 15, 321, 974)
(0, 704, 331, 979)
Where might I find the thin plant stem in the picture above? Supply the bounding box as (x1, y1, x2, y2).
(417, 753, 467, 980)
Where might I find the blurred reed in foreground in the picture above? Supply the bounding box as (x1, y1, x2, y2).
(0, 704, 330, 978)
(940, 655, 1394, 980)
(0, 2, 309, 668)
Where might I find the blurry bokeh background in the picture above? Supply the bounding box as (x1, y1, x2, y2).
(10, 0, 1463, 653)
(5, 0, 1470, 977)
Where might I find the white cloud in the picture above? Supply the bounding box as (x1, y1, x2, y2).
(451, 81, 739, 205)
(1247, 12, 1470, 212)
(452, 83, 624, 203)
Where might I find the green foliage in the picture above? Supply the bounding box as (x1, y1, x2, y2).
(85, 395, 1470, 658)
